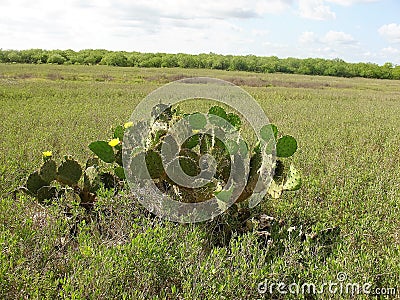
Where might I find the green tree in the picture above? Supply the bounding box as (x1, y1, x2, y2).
(47, 54, 66, 64)
(100, 52, 127, 66)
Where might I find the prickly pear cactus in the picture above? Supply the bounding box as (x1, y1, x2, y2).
(130, 103, 301, 205)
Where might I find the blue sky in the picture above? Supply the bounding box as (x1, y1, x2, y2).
(1, 0, 399, 64)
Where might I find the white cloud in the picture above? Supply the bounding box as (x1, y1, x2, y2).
(299, 31, 318, 43)
(381, 46, 400, 55)
(382, 47, 400, 55)
(299, 30, 357, 45)
(251, 29, 269, 37)
(380, 47, 400, 64)
(295, 30, 364, 61)
(326, 0, 379, 6)
(322, 30, 356, 44)
(298, 0, 336, 20)
(0, 0, 292, 52)
(378, 23, 400, 43)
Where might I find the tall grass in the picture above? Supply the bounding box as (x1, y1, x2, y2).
(1, 64, 399, 299)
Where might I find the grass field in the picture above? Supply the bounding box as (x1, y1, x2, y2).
(1, 63, 399, 299)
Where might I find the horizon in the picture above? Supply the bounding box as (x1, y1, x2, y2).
(1, 0, 399, 65)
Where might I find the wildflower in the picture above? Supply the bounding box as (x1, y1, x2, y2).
(124, 121, 133, 129)
(42, 151, 52, 157)
(108, 138, 120, 147)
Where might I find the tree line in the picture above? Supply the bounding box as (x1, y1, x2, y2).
(1, 48, 399, 80)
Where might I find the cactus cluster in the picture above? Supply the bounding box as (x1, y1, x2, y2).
(22, 122, 131, 207)
(22, 104, 301, 209)
(133, 104, 301, 204)
(25, 156, 84, 203)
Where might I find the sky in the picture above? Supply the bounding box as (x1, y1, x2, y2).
(0, 0, 399, 65)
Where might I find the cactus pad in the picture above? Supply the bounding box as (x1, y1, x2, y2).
(283, 165, 301, 191)
(260, 124, 278, 142)
(114, 166, 126, 180)
(89, 141, 115, 163)
(188, 113, 207, 130)
(145, 150, 165, 179)
(276, 135, 297, 158)
(152, 103, 173, 122)
(182, 134, 200, 149)
(57, 158, 82, 186)
(200, 134, 213, 154)
(225, 139, 239, 155)
(84, 166, 100, 192)
(226, 113, 242, 131)
(179, 148, 201, 176)
(26, 171, 48, 195)
(209, 105, 227, 119)
(273, 160, 285, 182)
(113, 125, 125, 140)
(267, 180, 283, 199)
(37, 186, 57, 202)
(39, 159, 57, 183)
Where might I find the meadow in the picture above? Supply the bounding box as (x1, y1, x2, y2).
(0, 63, 399, 299)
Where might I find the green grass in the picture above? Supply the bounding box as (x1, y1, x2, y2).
(0, 63, 399, 299)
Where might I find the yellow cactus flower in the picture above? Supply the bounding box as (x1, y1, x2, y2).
(124, 121, 133, 129)
(108, 138, 120, 147)
(42, 151, 52, 157)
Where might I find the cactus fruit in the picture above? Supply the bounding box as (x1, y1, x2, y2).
(57, 158, 82, 186)
(89, 141, 115, 163)
(276, 135, 297, 158)
(26, 171, 48, 195)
